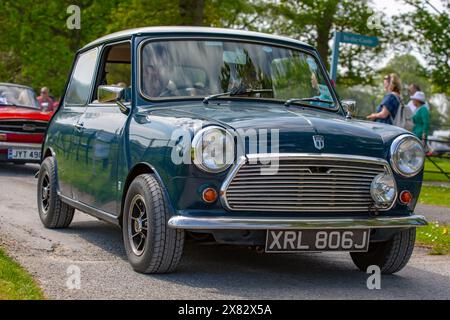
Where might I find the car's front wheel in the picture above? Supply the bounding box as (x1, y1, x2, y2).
(37, 157, 75, 228)
(122, 174, 184, 274)
(350, 228, 416, 274)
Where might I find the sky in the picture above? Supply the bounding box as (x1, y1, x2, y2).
(370, 0, 448, 68)
(372, 0, 447, 16)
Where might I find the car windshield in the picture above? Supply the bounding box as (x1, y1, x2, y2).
(140, 40, 335, 108)
(0, 85, 40, 109)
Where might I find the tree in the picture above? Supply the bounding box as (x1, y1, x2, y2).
(107, 0, 180, 32)
(204, 0, 256, 27)
(0, 0, 119, 96)
(249, 0, 390, 86)
(108, 0, 254, 31)
(179, 0, 205, 25)
(396, 0, 450, 94)
(0, 0, 254, 97)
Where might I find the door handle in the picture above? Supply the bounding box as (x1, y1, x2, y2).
(74, 122, 84, 132)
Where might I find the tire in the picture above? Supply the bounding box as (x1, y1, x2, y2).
(37, 157, 75, 228)
(122, 174, 184, 274)
(350, 228, 416, 274)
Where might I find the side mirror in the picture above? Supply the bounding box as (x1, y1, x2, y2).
(342, 99, 356, 119)
(98, 85, 129, 114)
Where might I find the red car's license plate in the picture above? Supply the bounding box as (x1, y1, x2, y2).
(7, 148, 41, 160)
(266, 229, 370, 252)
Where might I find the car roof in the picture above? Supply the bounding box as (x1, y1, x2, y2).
(81, 26, 313, 52)
(0, 82, 34, 90)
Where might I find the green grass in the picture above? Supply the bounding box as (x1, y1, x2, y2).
(423, 158, 450, 182)
(416, 222, 450, 255)
(418, 185, 450, 207)
(0, 248, 44, 300)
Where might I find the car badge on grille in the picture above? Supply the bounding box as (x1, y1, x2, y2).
(22, 124, 36, 131)
(313, 135, 325, 150)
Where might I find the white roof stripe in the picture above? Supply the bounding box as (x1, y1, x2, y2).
(81, 26, 312, 51)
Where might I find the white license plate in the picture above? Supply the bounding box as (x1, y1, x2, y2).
(7, 148, 41, 160)
(266, 229, 370, 252)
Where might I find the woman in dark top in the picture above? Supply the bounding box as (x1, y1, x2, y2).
(367, 73, 402, 124)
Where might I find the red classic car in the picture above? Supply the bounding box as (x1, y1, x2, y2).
(0, 83, 53, 163)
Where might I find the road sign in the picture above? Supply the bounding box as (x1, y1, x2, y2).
(340, 32, 379, 47)
(330, 31, 379, 82)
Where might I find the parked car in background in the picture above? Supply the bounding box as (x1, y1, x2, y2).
(427, 134, 450, 156)
(37, 27, 427, 275)
(0, 83, 53, 163)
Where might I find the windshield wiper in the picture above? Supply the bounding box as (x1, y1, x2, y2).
(0, 102, 36, 109)
(284, 97, 334, 107)
(203, 86, 273, 104)
(0, 102, 19, 107)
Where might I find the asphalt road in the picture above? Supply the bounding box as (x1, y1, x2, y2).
(0, 163, 449, 300)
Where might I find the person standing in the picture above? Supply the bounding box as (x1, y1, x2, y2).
(410, 91, 430, 144)
(407, 83, 429, 114)
(367, 73, 402, 124)
(407, 84, 420, 114)
(37, 87, 55, 112)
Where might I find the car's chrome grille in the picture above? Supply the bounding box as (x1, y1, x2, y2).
(0, 120, 47, 134)
(222, 154, 390, 212)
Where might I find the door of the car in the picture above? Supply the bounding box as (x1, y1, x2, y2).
(54, 47, 99, 198)
(72, 41, 132, 215)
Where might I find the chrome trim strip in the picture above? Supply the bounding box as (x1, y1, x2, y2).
(245, 153, 390, 164)
(0, 131, 45, 135)
(220, 155, 246, 210)
(0, 119, 48, 124)
(59, 193, 119, 226)
(390, 134, 425, 178)
(168, 215, 428, 230)
(0, 142, 42, 149)
(220, 153, 396, 212)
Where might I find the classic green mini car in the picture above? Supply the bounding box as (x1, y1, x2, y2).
(37, 27, 427, 274)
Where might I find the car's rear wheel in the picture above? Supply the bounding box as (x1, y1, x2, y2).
(350, 228, 416, 274)
(122, 174, 184, 274)
(37, 157, 75, 228)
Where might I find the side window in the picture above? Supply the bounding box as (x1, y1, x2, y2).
(93, 42, 131, 103)
(65, 48, 99, 105)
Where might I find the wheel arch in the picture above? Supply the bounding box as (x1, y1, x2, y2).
(42, 147, 56, 159)
(40, 147, 60, 192)
(119, 162, 174, 227)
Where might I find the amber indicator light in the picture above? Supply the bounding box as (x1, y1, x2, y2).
(399, 190, 413, 204)
(202, 188, 218, 203)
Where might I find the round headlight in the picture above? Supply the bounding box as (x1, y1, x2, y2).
(370, 173, 397, 206)
(191, 126, 235, 173)
(390, 135, 425, 177)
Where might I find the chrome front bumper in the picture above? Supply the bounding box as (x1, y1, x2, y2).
(168, 215, 428, 230)
(0, 142, 42, 149)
